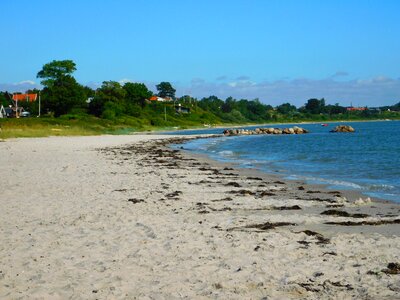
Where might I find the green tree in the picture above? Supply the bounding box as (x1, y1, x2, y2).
(0, 91, 11, 107)
(37, 60, 86, 116)
(221, 97, 237, 113)
(37, 60, 77, 87)
(41, 75, 86, 116)
(246, 99, 269, 121)
(89, 81, 126, 118)
(325, 103, 346, 115)
(390, 102, 400, 111)
(83, 86, 95, 98)
(276, 102, 297, 115)
(123, 82, 152, 108)
(305, 98, 326, 114)
(198, 96, 224, 116)
(156, 82, 176, 98)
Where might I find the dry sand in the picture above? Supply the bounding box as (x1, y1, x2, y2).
(0, 134, 399, 299)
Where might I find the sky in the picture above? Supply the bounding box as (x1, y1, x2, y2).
(1, 0, 399, 107)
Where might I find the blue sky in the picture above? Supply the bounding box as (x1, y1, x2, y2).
(1, 0, 399, 106)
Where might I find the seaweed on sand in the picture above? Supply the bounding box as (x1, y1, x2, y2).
(228, 222, 296, 232)
(325, 219, 400, 226)
(321, 209, 370, 218)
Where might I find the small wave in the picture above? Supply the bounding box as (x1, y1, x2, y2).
(292, 175, 364, 190)
(218, 150, 235, 157)
(366, 184, 395, 191)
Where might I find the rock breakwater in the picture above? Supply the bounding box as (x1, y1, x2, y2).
(223, 126, 309, 136)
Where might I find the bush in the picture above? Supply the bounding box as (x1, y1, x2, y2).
(101, 109, 116, 120)
(100, 101, 124, 120)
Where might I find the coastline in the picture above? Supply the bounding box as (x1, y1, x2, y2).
(168, 121, 399, 203)
(177, 143, 399, 236)
(1, 134, 399, 299)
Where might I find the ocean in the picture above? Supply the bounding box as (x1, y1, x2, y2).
(170, 121, 400, 203)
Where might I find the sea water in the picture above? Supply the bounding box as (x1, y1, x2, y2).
(171, 121, 400, 203)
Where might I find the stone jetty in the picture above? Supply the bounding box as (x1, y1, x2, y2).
(223, 126, 309, 136)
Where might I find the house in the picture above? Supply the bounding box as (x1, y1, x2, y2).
(1, 106, 25, 118)
(149, 96, 173, 102)
(346, 106, 367, 111)
(368, 107, 381, 112)
(12, 93, 37, 102)
(175, 105, 190, 114)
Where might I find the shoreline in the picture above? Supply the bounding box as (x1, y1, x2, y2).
(173, 133, 398, 205)
(167, 137, 399, 235)
(1, 135, 399, 298)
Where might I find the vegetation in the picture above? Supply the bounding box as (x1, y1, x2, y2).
(1, 59, 399, 139)
(156, 82, 176, 98)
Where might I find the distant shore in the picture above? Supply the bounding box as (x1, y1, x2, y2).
(1, 115, 399, 140)
(1, 135, 399, 298)
(146, 118, 400, 136)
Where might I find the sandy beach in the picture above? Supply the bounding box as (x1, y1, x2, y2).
(0, 134, 399, 299)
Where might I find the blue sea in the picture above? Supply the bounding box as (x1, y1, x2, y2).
(170, 121, 400, 203)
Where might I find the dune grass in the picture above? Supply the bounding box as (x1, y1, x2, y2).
(0, 116, 129, 139)
(0, 113, 215, 139)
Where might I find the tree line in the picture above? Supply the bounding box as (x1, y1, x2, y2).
(1, 60, 399, 126)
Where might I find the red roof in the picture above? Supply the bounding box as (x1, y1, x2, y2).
(12, 94, 37, 102)
(346, 107, 366, 111)
(149, 96, 158, 101)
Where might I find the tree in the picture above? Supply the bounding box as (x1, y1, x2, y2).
(246, 98, 269, 120)
(37, 60, 77, 87)
(36, 60, 86, 116)
(123, 82, 152, 108)
(305, 98, 326, 114)
(325, 104, 346, 115)
(221, 97, 237, 113)
(41, 75, 86, 116)
(198, 96, 224, 115)
(89, 81, 126, 118)
(276, 102, 297, 115)
(156, 82, 176, 98)
(390, 102, 400, 111)
(0, 91, 11, 107)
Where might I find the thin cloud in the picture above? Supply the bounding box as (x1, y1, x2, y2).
(18, 80, 36, 85)
(175, 76, 400, 107)
(118, 78, 134, 85)
(0, 80, 39, 92)
(191, 78, 206, 85)
(331, 71, 349, 78)
(236, 75, 250, 81)
(216, 75, 227, 81)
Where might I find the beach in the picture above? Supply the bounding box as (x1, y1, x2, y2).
(0, 134, 399, 299)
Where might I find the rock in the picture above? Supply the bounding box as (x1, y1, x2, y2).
(266, 128, 275, 134)
(222, 126, 309, 136)
(330, 125, 355, 133)
(293, 126, 304, 134)
(354, 197, 372, 205)
(382, 262, 400, 275)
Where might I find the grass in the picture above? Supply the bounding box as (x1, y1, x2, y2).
(0, 113, 221, 139)
(0, 116, 123, 139)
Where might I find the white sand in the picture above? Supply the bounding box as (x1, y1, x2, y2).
(0, 135, 399, 299)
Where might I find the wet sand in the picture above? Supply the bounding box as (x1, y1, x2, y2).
(0, 134, 399, 299)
